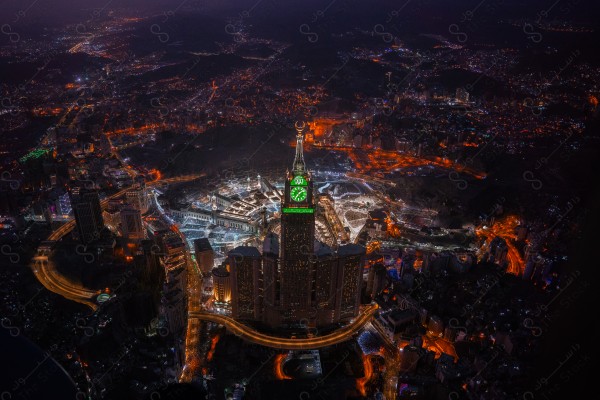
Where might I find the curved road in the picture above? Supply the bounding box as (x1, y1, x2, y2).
(32, 258, 100, 310)
(30, 174, 205, 311)
(189, 304, 379, 350)
(475, 215, 525, 275)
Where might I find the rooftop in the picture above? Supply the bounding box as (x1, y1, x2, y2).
(229, 246, 261, 258)
(194, 237, 213, 252)
(337, 243, 365, 256)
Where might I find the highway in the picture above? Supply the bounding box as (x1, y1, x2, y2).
(188, 304, 379, 350)
(32, 258, 100, 310)
(29, 174, 205, 311)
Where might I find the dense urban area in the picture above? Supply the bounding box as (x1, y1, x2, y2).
(0, 1, 597, 399)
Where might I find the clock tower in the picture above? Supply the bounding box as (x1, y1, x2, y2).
(281, 123, 315, 259)
(279, 123, 316, 320)
(232, 122, 365, 329)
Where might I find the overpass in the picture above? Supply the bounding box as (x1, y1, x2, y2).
(31, 257, 100, 310)
(188, 304, 379, 350)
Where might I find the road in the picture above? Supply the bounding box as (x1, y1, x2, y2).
(32, 257, 100, 310)
(29, 174, 205, 311)
(476, 215, 525, 275)
(369, 319, 401, 400)
(188, 304, 378, 350)
(171, 225, 204, 383)
(317, 146, 486, 180)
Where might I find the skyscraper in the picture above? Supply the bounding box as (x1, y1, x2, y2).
(262, 233, 280, 324)
(313, 244, 338, 326)
(193, 238, 214, 274)
(336, 244, 365, 320)
(367, 263, 388, 298)
(229, 246, 262, 321)
(70, 186, 104, 244)
(279, 127, 316, 324)
(120, 206, 144, 241)
(155, 230, 188, 344)
(126, 178, 149, 214)
(228, 126, 365, 329)
(212, 263, 232, 305)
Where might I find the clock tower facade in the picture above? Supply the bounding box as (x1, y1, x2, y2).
(278, 129, 317, 322)
(250, 124, 365, 329)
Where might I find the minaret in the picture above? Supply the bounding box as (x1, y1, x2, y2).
(293, 121, 306, 174)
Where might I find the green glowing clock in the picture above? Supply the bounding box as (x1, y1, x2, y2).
(290, 186, 307, 202)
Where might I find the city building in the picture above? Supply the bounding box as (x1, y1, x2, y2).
(261, 232, 280, 323)
(364, 209, 388, 239)
(227, 128, 366, 329)
(69, 186, 104, 244)
(120, 206, 145, 241)
(278, 131, 317, 324)
(489, 237, 508, 267)
(335, 244, 365, 321)
(193, 238, 214, 274)
(367, 262, 388, 298)
(229, 246, 262, 321)
(212, 263, 232, 305)
(125, 178, 149, 214)
(137, 239, 164, 307)
(382, 309, 418, 342)
(154, 229, 188, 378)
(102, 199, 122, 230)
(400, 345, 421, 372)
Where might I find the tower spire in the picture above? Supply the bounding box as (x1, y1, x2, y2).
(293, 121, 306, 174)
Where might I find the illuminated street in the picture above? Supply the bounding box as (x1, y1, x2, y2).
(189, 304, 379, 350)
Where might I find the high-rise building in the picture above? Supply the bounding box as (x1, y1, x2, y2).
(138, 239, 164, 306)
(367, 263, 387, 298)
(336, 244, 365, 320)
(228, 128, 366, 329)
(313, 244, 338, 326)
(278, 128, 316, 324)
(0, 182, 19, 219)
(212, 263, 232, 304)
(102, 199, 122, 230)
(229, 246, 262, 321)
(70, 186, 104, 244)
(126, 178, 149, 214)
(262, 233, 280, 324)
(193, 238, 214, 274)
(155, 230, 188, 340)
(120, 206, 145, 241)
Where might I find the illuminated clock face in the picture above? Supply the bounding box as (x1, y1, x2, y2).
(290, 186, 307, 202)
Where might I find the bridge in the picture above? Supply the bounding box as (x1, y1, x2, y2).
(189, 304, 379, 350)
